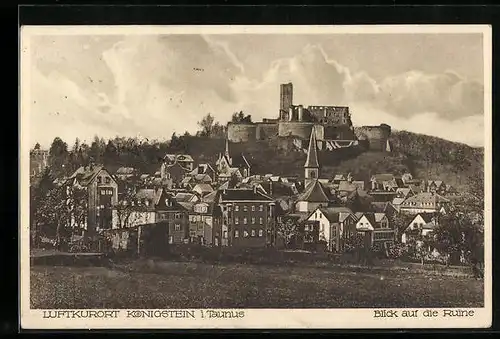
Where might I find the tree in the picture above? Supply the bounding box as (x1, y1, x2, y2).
(48, 137, 69, 177)
(103, 140, 118, 165)
(276, 218, 298, 249)
(34, 142, 41, 150)
(231, 111, 252, 123)
(34, 182, 88, 251)
(197, 113, 215, 137)
(89, 135, 105, 164)
(113, 185, 141, 229)
(432, 202, 483, 267)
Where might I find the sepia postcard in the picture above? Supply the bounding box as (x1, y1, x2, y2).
(20, 25, 492, 329)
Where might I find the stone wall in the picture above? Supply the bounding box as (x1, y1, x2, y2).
(355, 124, 392, 152)
(227, 123, 257, 143)
(256, 123, 279, 140)
(278, 121, 315, 140)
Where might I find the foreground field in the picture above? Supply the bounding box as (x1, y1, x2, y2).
(30, 260, 483, 309)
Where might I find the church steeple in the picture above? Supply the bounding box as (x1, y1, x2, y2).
(304, 129, 320, 188)
(224, 137, 230, 159)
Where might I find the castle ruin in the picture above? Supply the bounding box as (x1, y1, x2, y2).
(227, 83, 391, 152)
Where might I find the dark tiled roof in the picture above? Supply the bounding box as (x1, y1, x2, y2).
(220, 188, 273, 202)
(69, 165, 105, 186)
(319, 206, 354, 223)
(299, 180, 330, 202)
(416, 212, 437, 224)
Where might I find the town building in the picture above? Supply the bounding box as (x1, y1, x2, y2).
(216, 138, 251, 182)
(399, 192, 450, 215)
(66, 164, 119, 235)
(163, 154, 194, 171)
(401, 213, 438, 244)
(187, 163, 217, 182)
(160, 161, 189, 187)
(186, 201, 222, 246)
(115, 167, 139, 181)
(218, 187, 276, 248)
(354, 212, 395, 247)
(306, 206, 357, 252)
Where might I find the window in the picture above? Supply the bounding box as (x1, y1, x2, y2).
(169, 236, 173, 244)
(259, 217, 263, 225)
(251, 217, 255, 224)
(251, 205, 255, 212)
(243, 205, 248, 212)
(235, 217, 239, 224)
(315, 212, 317, 219)
(108, 189, 113, 195)
(175, 213, 181, 219)
(235, 205, 239, 212)
(259, 229, 263, 237)
(174, 224, 181, 231)
(243, 230, 249, 237)
(166, 199, 172, 207)
(235, 230, 239, 238)
(97, 177, 102, 184)
(259, 205, 263, 212)
(190, 231, 196, 237)
(105, 177, 111, 184)
(243, 218, 248, 225)
(251, 229, 256, 237)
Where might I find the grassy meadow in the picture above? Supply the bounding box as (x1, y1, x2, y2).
(30, 260, 483, 309)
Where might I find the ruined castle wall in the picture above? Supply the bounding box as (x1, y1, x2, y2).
(278, 122, 314, 140)
(227, 123, 257, 143)
(256, 123, 279, 140)
(355, 124, 391, 151)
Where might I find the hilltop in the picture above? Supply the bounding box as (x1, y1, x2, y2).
(35, 128, 483, 194)
(152, 130, 483, 192)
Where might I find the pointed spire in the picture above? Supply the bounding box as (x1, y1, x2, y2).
(304, 129, 319, 168)
(225, 136, 230, 159)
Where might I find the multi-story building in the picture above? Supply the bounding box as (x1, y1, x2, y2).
(399, 192, 450, 215)
(218, 187, 276, 248)
(66, 164, 119, 236)
(306, 206, 357, 252)
(111, 188, 190, 245)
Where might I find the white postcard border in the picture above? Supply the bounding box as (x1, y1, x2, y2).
(20, 24, 493, 330)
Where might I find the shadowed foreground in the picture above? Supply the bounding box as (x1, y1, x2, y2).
(31, 260, 483, 309)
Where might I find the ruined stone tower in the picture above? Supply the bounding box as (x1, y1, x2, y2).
(280, 83, 293, 118)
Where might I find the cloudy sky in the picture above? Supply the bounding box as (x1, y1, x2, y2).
(27, 32, 485, 148)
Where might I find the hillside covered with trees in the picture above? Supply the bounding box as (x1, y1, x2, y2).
(33, 113, 483, 194)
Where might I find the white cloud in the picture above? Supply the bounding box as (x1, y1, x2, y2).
(28, 36, 485, 148)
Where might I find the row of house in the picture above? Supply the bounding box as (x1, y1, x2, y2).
(50, 129, 457, 254)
